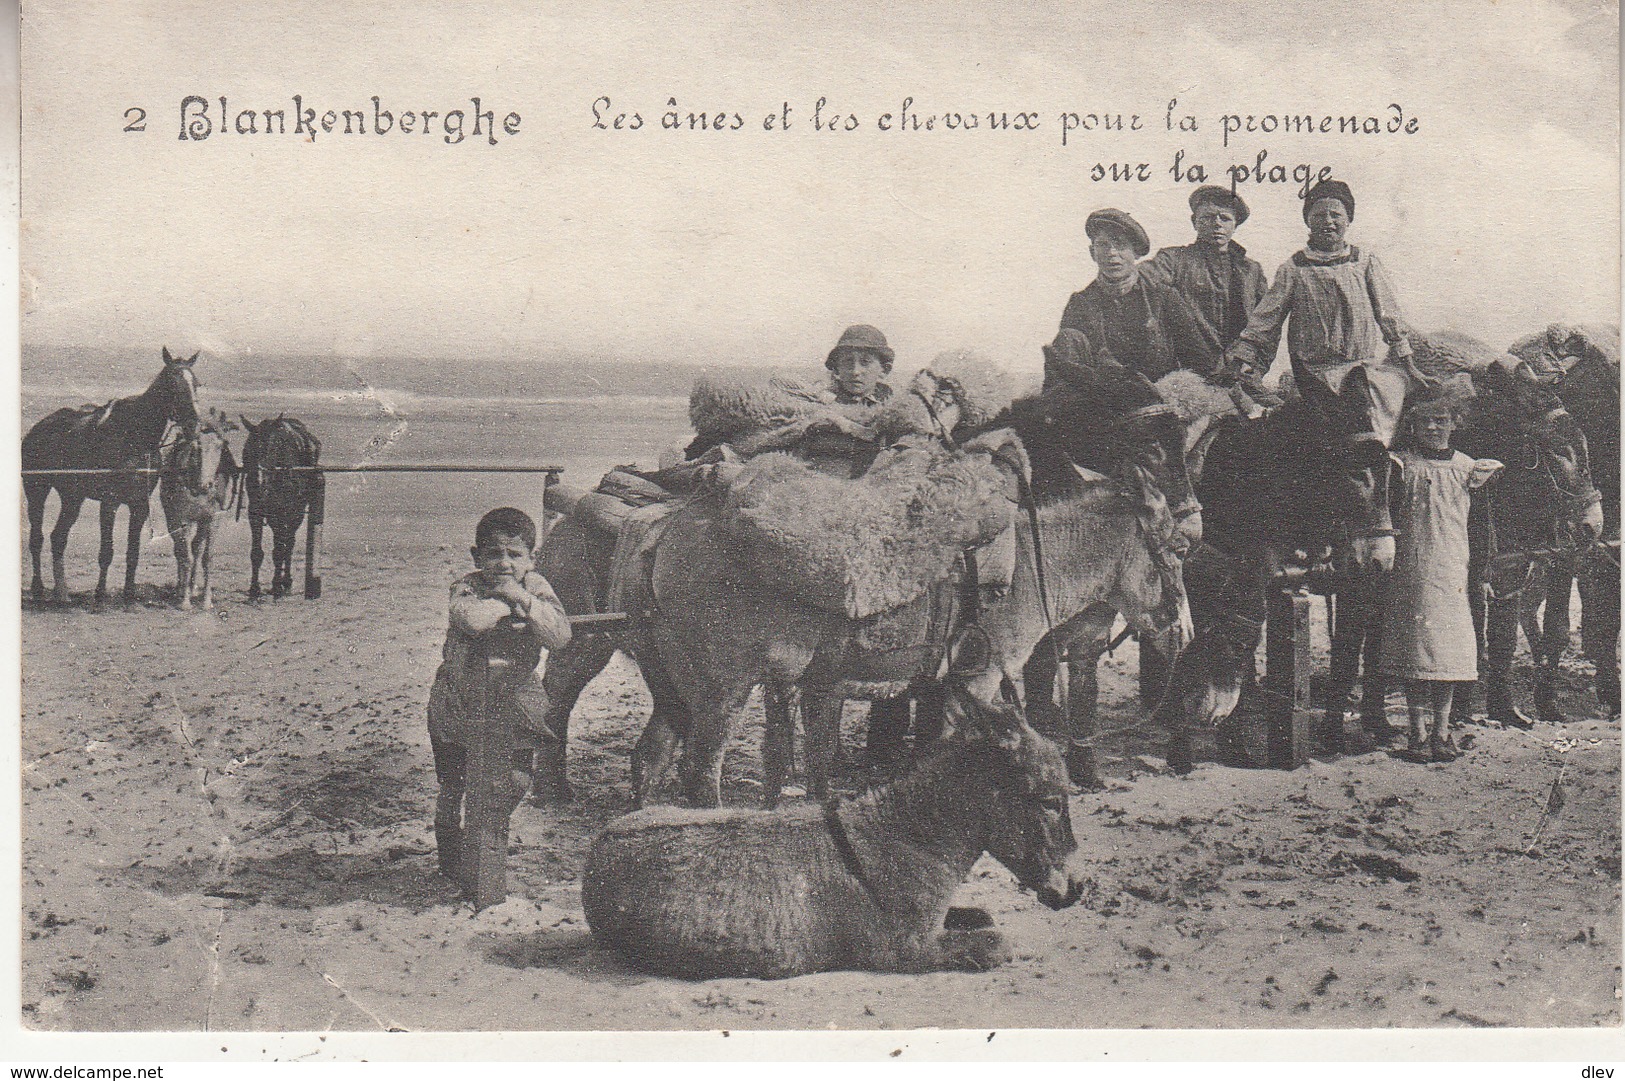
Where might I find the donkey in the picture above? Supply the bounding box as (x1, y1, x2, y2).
(240, 415, 324, 600)
(23, 347, 204, 606)
(1164, 359, 1399, 769)
(583, 663, 1085, 979)
(158, 418, 243, 610)
(1452, 364, 1603, 726)
(631, 417, 1190, 808)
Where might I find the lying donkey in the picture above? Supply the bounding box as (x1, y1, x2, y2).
(582, 652, 1086, 979)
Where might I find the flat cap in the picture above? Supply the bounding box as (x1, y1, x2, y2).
(1084, 208, 1150, 257)
(1189, 185, 1249, 225)
(1303, 178, 1355, 223)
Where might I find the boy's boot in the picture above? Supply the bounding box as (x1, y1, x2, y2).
(1486, 674, 1534, 729)
(1534, 665, 1564, 726)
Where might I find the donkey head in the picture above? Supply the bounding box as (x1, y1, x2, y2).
(156, 347, 204, 434)
(941, 629, 1085, 911)
(1472, 367, 1604, 546)
(1292, 361, 1396, 573)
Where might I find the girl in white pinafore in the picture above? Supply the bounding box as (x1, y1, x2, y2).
(1380, 392, 1502, 762)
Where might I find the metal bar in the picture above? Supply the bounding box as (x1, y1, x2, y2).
(23, 464, 566, 477)
(569, 611, 631, 630)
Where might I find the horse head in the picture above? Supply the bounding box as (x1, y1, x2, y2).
(156, 347, 204, 434)
(1292, 360, 1396, 573)
(940, 630, 1084, 911)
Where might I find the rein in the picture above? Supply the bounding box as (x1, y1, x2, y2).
(823, 800, 891, 912)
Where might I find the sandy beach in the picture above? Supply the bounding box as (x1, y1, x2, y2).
(17, 388, 1622, 1032)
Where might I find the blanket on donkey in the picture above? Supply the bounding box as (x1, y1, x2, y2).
(721, 438, 1018, 620)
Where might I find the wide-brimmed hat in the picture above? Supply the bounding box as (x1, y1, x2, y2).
(1084, 208, 1150, 257)
(826, 324, 895, 371)
(1189, 185, 1249, 225)
(1303, 179, 1355, 223)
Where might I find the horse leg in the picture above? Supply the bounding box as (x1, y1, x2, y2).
(170, 520, 193, 610)
(124, 502, 148, 604)
(248, 512, 265, 600)
(95, 502, 117, 606)
(46, 494, 83, 606)
(761, 682, 796, 809)
(1534, 559, 1573, 724)
(197, 523, 215, 610)
(1484, 594, 1532, 728)
(271, 522, 292, 599)
(26, 480, 49, 600)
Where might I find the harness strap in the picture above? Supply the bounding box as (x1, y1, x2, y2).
(823, 800, 891, 912)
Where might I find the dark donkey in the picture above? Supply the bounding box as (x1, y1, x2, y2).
(24, 347, 203, 605)
(583, 639, 1085, 979)
(1508, 325, 1619, 719)
(1454, 361, 1604, 727)
(240, 415, 324, 600)
(1164, 360, 1398, 770)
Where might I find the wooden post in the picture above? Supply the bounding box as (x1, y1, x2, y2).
(1265, 587, 1314, 770)
(304, 474, 325, 600)
(461, 653, 514, 910)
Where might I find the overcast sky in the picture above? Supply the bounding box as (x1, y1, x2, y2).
(19, 0, 1621, 374)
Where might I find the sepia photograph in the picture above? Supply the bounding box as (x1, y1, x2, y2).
(10, 0, 1623, 1060)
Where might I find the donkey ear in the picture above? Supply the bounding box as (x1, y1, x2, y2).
(162, 346, 175, 364)
(239, 414, 256, 432)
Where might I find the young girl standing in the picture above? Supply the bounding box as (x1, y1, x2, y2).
(1380, 387, 1503, 762)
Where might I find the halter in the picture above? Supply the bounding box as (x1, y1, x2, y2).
(1109, 403, 1202, 521)
(911, 384, 957, 445)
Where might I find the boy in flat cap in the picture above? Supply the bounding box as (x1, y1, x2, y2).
(1139, 186, 1268, 356)
(1054, 208, 1222, 388)
(1223, 178, 1431, 444)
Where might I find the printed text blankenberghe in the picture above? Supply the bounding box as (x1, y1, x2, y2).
(149, 95, 521, 145)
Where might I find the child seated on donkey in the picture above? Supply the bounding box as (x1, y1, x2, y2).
(428, 507, 571, 879)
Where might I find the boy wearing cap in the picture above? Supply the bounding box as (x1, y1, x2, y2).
(1139, 186, 1268, 354)
(1056, 208, 1221, 387)
(1223, 179, 1430, 444)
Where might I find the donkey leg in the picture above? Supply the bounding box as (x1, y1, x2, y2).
(677, 686, 753, 808)
(248, 514, 265, 600)
(1534, 561, 1573, 725)
(94, 502, 118, 606)
(1022, 644, 1064, 736)
(880, 924, 1013, 974)
(1064, 637, 1110, 790)
(124, 504, 148, 604)
(1484, 596, 1533, 728)
(530, 633, 616, 805)
(1578, 556, 1621, 717)
(26, 482, 49, 600)
(761, 682, 795, 809)
(631, 703, 687, 810)
(799, 687, 845, 802)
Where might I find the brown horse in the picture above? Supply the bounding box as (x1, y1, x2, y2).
(240, 415, 324, 600)
(24, 348, 203, 606)
(158, 418, 243, 610)
(583, 660, 1085, 978)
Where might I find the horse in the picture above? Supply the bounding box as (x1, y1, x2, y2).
(239, 415, 324, 600)
(1503, 325, 1620, 719)
(23, 347, 204, 606)
(158, 418, 243, 610)
(1164, 359, 1399, 770)
(582, 656, 1086, 978)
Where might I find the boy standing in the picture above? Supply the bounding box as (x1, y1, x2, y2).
(428, 507, 572, 879)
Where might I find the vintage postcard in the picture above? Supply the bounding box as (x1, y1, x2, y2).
(9, 0, 1623, 1064)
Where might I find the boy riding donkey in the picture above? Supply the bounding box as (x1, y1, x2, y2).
(1217, 177, 1438, 748)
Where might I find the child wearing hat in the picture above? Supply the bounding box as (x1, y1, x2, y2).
(1139, 185, 1268, 355)
(1223, 179, 1431, 444)
(1379, 386, 1503, 762)
(1055, 208, 1220, 387)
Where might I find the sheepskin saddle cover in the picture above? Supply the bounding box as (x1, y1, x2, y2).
(722, 441, 1018, 619)
(689, 374, 867, 448)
